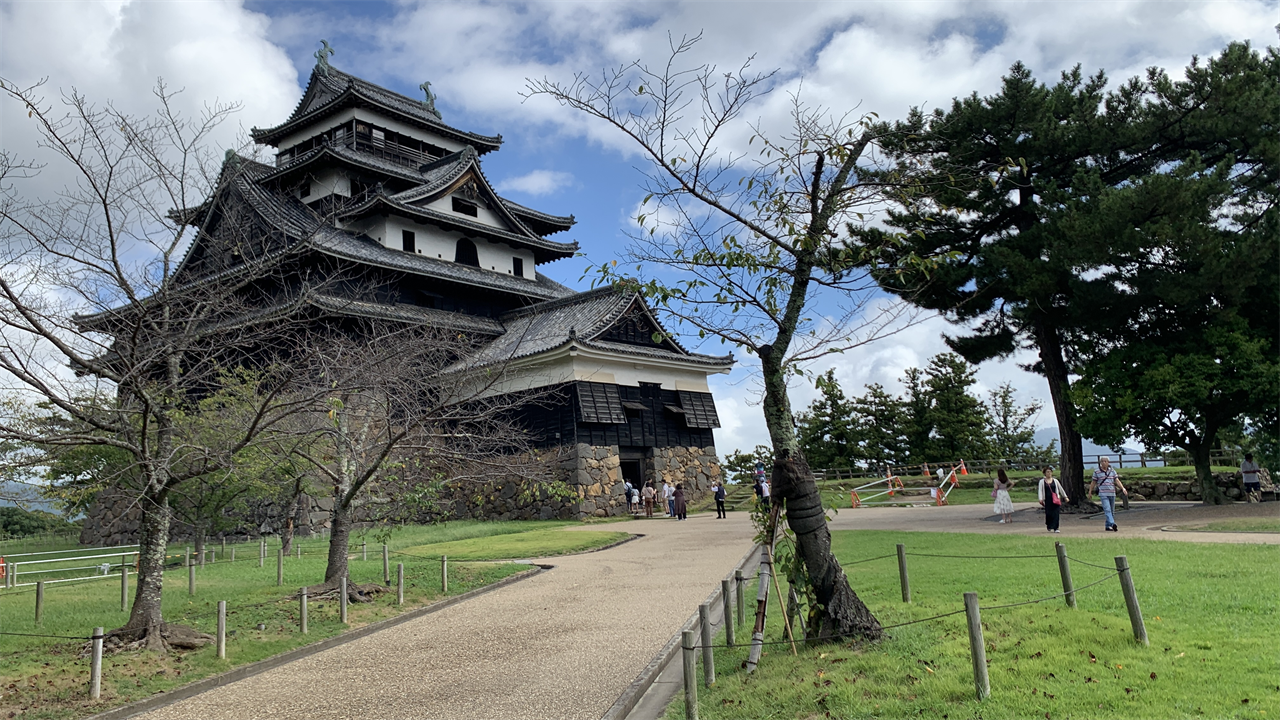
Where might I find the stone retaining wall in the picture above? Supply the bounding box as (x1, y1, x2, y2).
(1124, 469, 1272, 501)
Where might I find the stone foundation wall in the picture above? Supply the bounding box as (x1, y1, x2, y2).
(1125, 469, 1272, 501)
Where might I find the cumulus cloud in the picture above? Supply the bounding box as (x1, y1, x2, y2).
(495, 169, 574, 196)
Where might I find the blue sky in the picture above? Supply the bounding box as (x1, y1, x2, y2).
(2, 0, 1275, 455)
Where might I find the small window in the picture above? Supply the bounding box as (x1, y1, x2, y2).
(402, 230, 415, 253)
(452, 197, 478, 217)
(512, 257, 524, 277)
(372, 129, 385, 143)
(455, 238, 479, 267)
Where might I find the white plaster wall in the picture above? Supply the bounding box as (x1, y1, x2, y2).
(423, 193, 508, 233)
(300, 167, 351, 202)
(340, 215, 534, 278)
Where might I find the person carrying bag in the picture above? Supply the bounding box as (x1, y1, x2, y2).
(1038, 466, 1069, 533)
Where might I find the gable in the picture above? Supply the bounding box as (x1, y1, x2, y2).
(596, 299, 684, 354)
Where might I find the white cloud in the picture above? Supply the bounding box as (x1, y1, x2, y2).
(495, 169, 574, 196)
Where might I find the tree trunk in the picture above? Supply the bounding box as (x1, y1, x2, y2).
(773, 450, 882, 642)
(1034, 319, 1086, 506)
(1191, 435, 1228, 505)
(124, 490, 170, 650)
(323, 495, 351, 585)
(281, 515, 295, 555)
(193, 526, 205, 561)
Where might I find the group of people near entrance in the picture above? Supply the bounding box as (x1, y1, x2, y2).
(626, 479, 691, 520)
(993, 457, 1132, 533)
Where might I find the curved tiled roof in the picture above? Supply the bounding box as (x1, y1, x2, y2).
(252, 65, 502, 153)
(499, 198, 574, 236)
(449, 287, 735, 372)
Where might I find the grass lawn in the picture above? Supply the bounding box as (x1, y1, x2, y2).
(0, 520, 630, 719)
(671, 530, 1279, 720)
(401, 526, 630, 560)
(1177, 518, 1280, 534)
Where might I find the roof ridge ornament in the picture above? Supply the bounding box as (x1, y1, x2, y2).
(314, 40, 335, 77)
(418, 81, 442, 120)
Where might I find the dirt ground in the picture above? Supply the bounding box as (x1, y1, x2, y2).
(826, 499, 1280, 544)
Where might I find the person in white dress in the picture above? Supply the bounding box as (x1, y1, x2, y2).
(992, 467, 1015, 523)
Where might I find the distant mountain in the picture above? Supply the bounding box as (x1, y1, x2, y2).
(1034, 428, 1139, 457)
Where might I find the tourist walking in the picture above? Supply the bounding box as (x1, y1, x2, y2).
(992, 468, 1015, 523)
(642, 482, 656, 517)
(673, 483, 687, 520)
(664, 480, 675, 517)
(630, 484, 640, 514)
(714, 481, 727, 518)
(760, 477, 771, 510)
(1038, 466, 1068, 533)
(1241, 453, 1262, 502)
(1088, 456, 1128, 532)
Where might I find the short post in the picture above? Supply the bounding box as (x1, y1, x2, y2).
(699, 602, 715, 687)
(1115, 555, 1148, 646)
(441, 555, 448, 593)
(184, 546, 190, 567)
(382, 544, 390, 585)
(216, 601, 226, 659)
(746, 554, 771, 673)
(120, 565, 128, 611)
(963, 592, 989, 700)
(721, 579, 735, 647)
(396, 563, 404, 606)
(734, 569, 745, 627)
(362, 541, 367, 562)
(200, 548, 206, 568)
(682, 629, 699, 720)
(1055, 542, 1076, 608)
(90, 626, 104, 699)
(230, 547, 235, 563)
(295, 543, 300, 560)
(258, 540, 264, 568)
(35, 581, 45, 624)
(896, 543, 911, 603)
(188, 561, 195, 596)
(339, 577, 348, 624)
(276, 549, 283, 587)
(300, 587, 309, 634)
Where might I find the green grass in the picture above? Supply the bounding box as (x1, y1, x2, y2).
(0, 520, 628, 719)
(401, 526, 630, 560)
(817, 485, 1042, 509)
(1177, 518, 1280, 534)
(671, 530, 1279, 720)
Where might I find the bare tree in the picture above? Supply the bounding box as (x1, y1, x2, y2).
(526, 35, 934, 642)
(0, 78, 330, 650)
(281, 321, 551, 599)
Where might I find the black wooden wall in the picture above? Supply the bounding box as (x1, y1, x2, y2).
(513, 381, 717, 450)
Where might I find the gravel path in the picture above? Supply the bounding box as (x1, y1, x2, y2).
(826, 500, 1280, 544)
(136, 514, 756, 720)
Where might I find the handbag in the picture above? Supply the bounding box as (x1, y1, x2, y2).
(990, 488, 998, 499)
(1051, 485, 1062, 506)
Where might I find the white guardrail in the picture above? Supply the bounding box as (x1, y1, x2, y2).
(1, 546, 140, 589)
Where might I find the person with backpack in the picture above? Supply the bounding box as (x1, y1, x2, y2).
(713, 481, 728, 518)
(1038, 466, 1069, 533)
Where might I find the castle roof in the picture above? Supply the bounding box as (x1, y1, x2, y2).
(251, 65, 502, 153)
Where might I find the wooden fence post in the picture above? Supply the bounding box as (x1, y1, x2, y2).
(340, 577, 348, 624)
(188, 561, 195, 596)
(89, 626, 104, 699)
(897, 543, 911, 603)
(1115, 556, 1148, 646)
(721, 579, 735, 647)
(383, 544, 390, 585)
(396, 563, 404, 606)
(441, 555, 448, 593)
(120, 565, 128, 612)
(361, 542, 367, 562)
(258, 540, 264, 568)
(216, 601, 226, 659)
(230, 547, 235, 563)
(199, 549, 206, 568)
(682, 629, 699, 720)
(734, 569, 745, 627)
(699, 602, 715, 687)
(964, 592, 989, 700)
(300, 587, 308, 634)
(35, 581, 44, 624)
(1055, 542, 1076, 608)
(276, 549, 283, 587)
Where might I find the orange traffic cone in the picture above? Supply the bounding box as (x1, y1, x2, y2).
(959, 460, 968, 476)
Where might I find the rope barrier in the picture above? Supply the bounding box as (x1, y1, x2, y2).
(904, 552, 1057, 559)
(842, 553, 896, 566)
(1064, 556, 1116, 571)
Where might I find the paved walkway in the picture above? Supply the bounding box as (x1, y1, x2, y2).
(827, 500, 1280, 544)
(137, 514, 756, 720)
